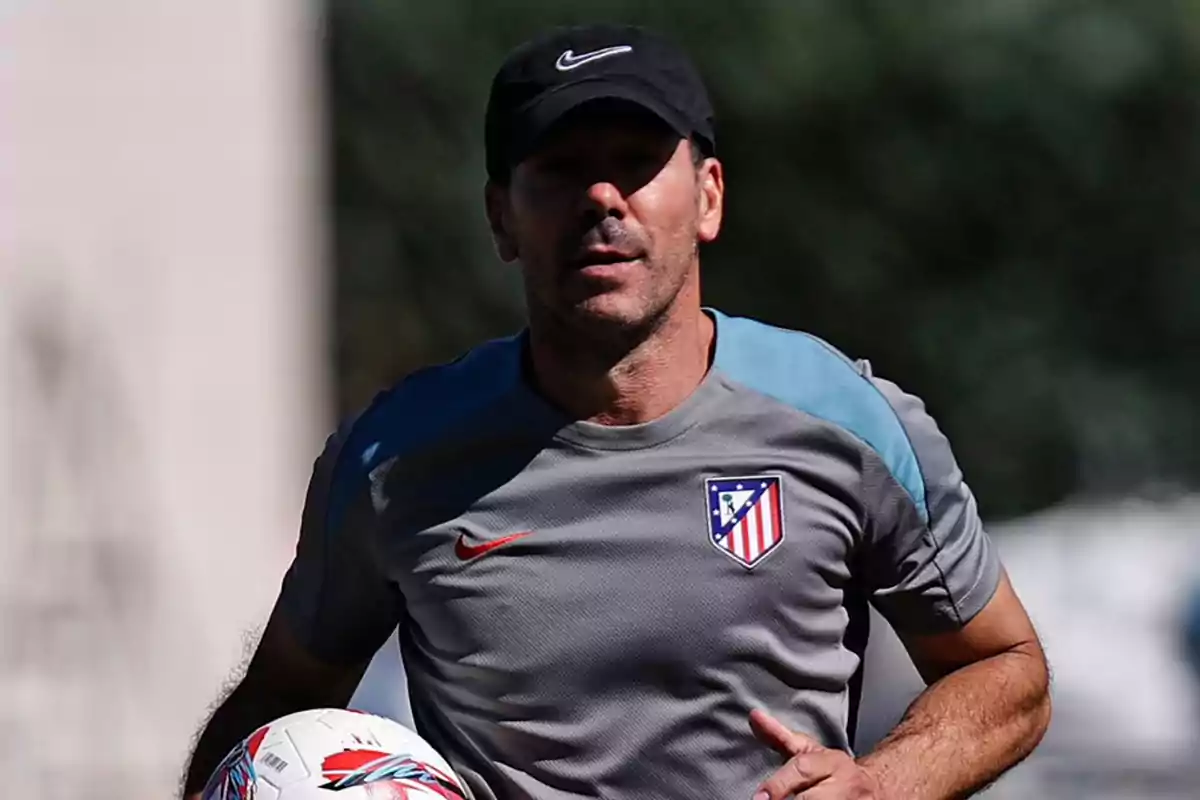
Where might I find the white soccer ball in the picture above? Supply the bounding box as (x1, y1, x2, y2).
(201, 708, 467, 799)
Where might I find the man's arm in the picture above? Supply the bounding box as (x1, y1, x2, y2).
(854, 368, 1051, 795)
(182, 414, 404, 798)
(754, 366, 1050, 799)
(180, 607, 374, 798)
(752, 572, 1050, 800)
(857, 571, 1051, 798)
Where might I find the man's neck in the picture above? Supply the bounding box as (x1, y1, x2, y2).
(526, 302, 715, 426)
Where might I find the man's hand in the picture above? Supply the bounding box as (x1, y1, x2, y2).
(749, 709, 882, 800)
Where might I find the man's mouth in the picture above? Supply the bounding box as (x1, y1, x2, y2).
(570, 248, 643, 268)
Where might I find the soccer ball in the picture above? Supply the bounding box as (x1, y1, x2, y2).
(201, 708, 467, 799)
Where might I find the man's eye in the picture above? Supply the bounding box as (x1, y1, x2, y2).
(620, 150, 661, 170)
(539, 156, 579, 175)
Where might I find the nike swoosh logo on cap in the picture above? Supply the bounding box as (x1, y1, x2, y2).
(555, 45, 633, 72)
(454, 531, 533, 560)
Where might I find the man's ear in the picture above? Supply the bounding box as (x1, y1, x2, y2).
(696, 156, 724, 244)
(485, 181, 519, 263)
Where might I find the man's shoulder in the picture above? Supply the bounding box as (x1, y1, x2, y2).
(327, 333, 524, 473)
(710, 307, 888, 415)
(710, 308, 866, 377)
(709, 308, 929, 520)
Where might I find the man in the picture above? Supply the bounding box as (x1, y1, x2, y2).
(183, 23, 1051, 800)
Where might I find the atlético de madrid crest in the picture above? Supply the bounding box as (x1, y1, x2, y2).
(706, 475, 785, 568)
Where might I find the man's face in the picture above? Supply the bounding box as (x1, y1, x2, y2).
(487, 105, 723, 340)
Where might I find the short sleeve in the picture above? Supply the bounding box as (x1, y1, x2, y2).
(277, 419, 405, 664)
(859, 366, 1002, 635)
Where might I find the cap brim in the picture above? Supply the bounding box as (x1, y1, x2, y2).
(510, 79, 693, 167)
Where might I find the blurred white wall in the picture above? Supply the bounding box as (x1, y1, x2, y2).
(0, 2, 326, 797)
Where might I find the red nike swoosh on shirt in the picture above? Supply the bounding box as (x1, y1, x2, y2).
(454, 531, 533, 560)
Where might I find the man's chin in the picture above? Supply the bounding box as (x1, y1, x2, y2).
(528, 292, 673, 362)
(565, 294, 652, 330)
(550, 295, 674, 354)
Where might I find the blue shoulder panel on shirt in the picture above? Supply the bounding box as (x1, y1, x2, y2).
(710, 308, 928, 524)
(325, 334, 523, 533)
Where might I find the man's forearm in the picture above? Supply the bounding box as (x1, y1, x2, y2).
(857, 644, 1051, 799)
(181, 680, 302, 798)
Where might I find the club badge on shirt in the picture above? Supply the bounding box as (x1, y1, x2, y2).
(706, 475, 785, 568)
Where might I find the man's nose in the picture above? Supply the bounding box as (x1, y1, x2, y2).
(580, 178, 629, 219)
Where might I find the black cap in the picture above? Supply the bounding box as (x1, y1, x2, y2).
(485, 24, 716, 183)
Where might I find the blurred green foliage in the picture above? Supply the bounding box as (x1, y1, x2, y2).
(325, 0, 1200, 520)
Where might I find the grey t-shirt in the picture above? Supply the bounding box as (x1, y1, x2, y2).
(279, 308, 1001, 800)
